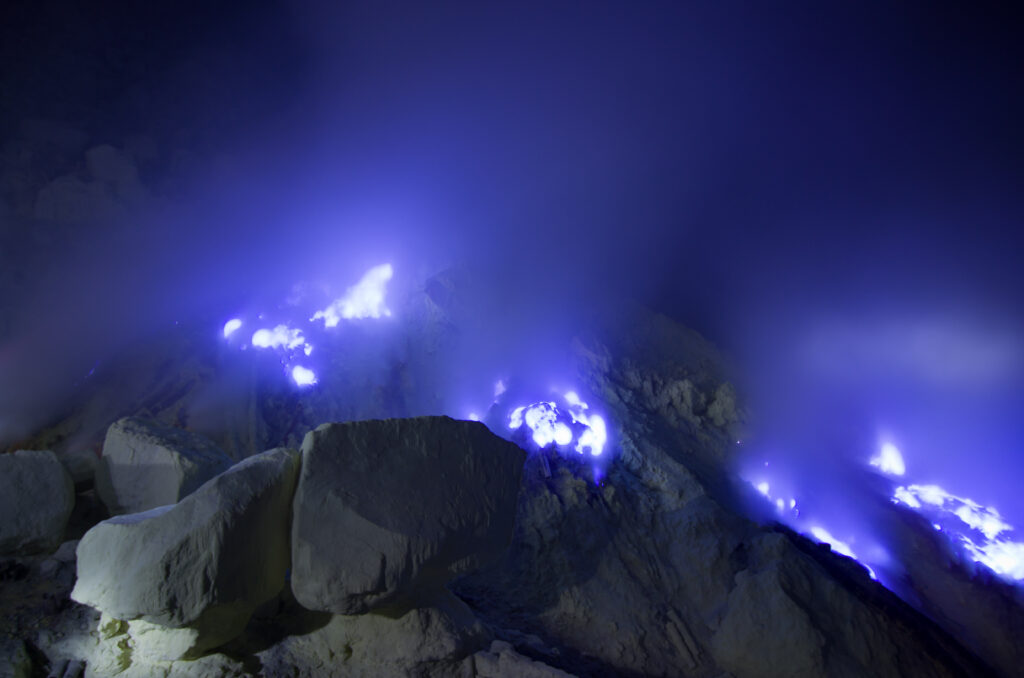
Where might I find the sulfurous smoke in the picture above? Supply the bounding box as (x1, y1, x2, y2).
(1, 0, 1023, 583)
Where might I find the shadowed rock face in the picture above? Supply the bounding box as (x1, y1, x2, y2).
(290, 417, 526, 615)
(6, 285, 1022, 677)
(0, 450, 74, 555)
(452, 311, 1000, 678)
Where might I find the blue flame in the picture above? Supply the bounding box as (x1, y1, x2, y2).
(251, 324, 307, 351)
(311, 263, 393, 327)
(870, 442, 906, 476)
(507, 392, 607, 457)
(892, 480, 1024, 580)
(222, 318, 242, 338)
(221, 264, 393, 389)
(564, 390, 607, 456)
(809, 525, 877, 579)
(291, 365, 317, 387)
(747, 438, 1024, 585)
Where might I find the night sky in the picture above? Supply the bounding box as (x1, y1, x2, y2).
(2, 2, 1023, 545)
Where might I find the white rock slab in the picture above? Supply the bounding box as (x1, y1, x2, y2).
(73, 447, 300, 657)
(94, 417, 232, 515)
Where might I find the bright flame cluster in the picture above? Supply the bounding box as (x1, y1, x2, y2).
(222, 318, 242, 338)
(291, 365, 317, 386)
(311, 264, 393, 327)
(251, 325, 310, 353)
(869, 442, 906, 476)
(564, 391, 608, 457)
(753, 480, 799, 517)
(508, 392, 607, 457)
(869, 442, 1024, 581)
(892, 482, 1024, 580)
(222, 264, 393, 387)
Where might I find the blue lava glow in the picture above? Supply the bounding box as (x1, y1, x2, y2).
(311, 263, 393, 327)
(748, 474, 875, 578)
(892, 481, 1024, 580)
(512, 401, 573, 447)
(222, 318, 242, 338)
(870, 442, 906, 477)
(251, 324, 307, 351)
(749, 479, 799, 519)
(221, 264, 393, 389)
(745, 474, 887, 577)
(744, 436, 1024, 584)
(507, 392, 607, 457)
(291, 365, 317, 387)
(809, 526, 877, 579)
(564, 391, 608, 456)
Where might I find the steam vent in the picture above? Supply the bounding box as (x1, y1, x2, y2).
(2, 2, 1023, 676)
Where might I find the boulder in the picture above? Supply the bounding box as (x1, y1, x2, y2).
(72, 447, 300, 657)
(290, 417, 526, 614)
(0, 450, 74, 555)
(94, 417, 232, 515)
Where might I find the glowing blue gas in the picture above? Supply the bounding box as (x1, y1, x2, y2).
(514, 401, 573, 447)
(746, 476, 879, 576)
(507, 392, 607, 457)
(291, 365, 317, 387)
(311, 263, 393, 327)
(892, 481, 1024, 580)
(749, 478, 798, 518)
(809, 526, 877, 579)
(251, 325, 307, 351)
(223, 318, 242, 338)
(221, 264, 393, 389)
(870, 442, 905, 476)
(747, 438, 1024, 585)
(564, 391, 608, 456)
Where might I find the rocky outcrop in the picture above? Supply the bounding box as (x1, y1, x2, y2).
(452, 311, 996, 677)
(454, 448, 991, 675)
(94, 417, 232, 515)
(0, 450, 74, 555)
(72, 447, 300, 657)
(290, 417, 526, 615)
(0, 635, 32, 678)
(4, 297, 1021, 677)
(256, 602, 492, 678)
(880, 507, 1024, 678)
(471, 640, 577, 678)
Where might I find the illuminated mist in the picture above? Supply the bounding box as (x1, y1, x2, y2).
(1, 0, 1022, 593)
